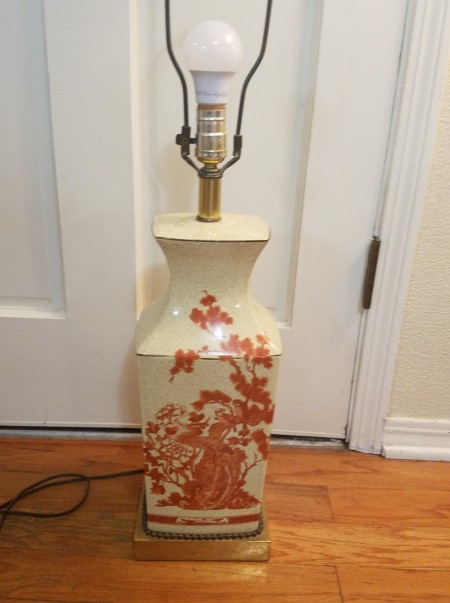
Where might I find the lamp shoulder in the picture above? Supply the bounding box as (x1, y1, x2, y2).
(152, 213, 270, 242)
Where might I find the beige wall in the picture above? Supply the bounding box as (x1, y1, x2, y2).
(389, 64, 450, 419)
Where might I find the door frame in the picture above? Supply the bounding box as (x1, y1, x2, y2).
(347, 0, 450, 454)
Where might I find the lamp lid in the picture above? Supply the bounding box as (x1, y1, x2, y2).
(152, 213, 270, 242)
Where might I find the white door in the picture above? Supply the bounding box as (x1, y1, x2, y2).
(0, 0, 407, 436)
(0, 1, 139, 427)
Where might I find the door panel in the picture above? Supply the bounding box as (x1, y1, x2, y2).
(0, 1, 64, 317)
(275, 0, 408, 436)
(0, 0, 139, 427)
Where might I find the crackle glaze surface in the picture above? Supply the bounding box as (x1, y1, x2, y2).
(136, 214, 281, 537)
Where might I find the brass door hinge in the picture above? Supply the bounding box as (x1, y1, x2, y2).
(362, 237, 381, 310)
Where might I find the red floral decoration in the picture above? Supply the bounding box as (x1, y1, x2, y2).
(143, 291, 274, 511)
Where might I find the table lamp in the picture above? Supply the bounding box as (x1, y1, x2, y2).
(134, 0, 281, 561)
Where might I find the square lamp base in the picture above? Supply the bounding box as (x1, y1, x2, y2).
(133, 488, 271, 561)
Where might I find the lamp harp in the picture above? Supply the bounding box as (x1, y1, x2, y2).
(165, 0, 273, 221)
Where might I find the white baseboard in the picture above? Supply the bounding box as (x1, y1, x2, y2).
(382, 417, 450, 461)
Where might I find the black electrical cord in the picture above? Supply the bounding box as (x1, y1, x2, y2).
(0, 468, 144, 535)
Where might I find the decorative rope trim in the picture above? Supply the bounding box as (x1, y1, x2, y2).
(141, 493, 263, 541)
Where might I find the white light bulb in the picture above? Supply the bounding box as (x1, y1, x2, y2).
(184, 20, 243, 105)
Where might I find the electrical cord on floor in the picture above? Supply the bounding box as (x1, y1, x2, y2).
(0, 468, 144, 535)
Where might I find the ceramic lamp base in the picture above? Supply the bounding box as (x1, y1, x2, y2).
(133, 487, 270, 561)
(136, 214, 281, 547)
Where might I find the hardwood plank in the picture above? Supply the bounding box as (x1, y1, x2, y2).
(0, 438, 143, 506)
(329, 488, 450, 526)
(267, 447, 450, 491)
(338, 567, 450, 602)
(0, 482, 142, 556)
(265, 483, 334, 523)
(270, 522, 450, 569)
(0, 437, 144, 555)
(1, 600, 97, 603)
(0, 437, 143, 475)
(0, 551, 342, 603)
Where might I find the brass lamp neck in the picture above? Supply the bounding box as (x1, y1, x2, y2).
(198, 167, 222, 222)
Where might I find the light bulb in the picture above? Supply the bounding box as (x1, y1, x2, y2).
(184, 20, 243, 105)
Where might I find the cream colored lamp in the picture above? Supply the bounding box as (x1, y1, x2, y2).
(134, 0, 281, 561)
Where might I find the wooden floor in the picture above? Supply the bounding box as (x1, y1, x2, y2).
(1, 438, 450, 602)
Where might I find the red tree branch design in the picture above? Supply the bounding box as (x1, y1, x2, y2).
(143, 291, 274, 511)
